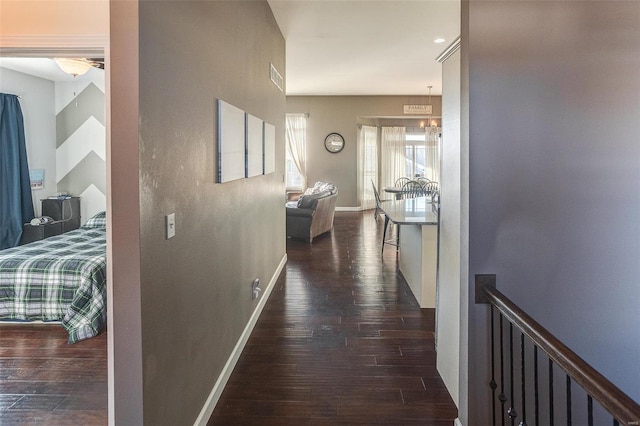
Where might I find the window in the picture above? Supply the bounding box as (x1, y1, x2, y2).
(359, 125, 378, 210)
(380, 126, 440, 188)
(285, 114, 307, 190)
(404, 131, 440, 182)
(285, 150, 303, 189)
(405, 133, 427, 178)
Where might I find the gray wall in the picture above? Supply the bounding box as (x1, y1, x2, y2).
(464, 1, 640, 423)
(0, 67, 56, 216)
(55, 74, 106, 224)
(110, 1, 286, 424)
(286, 95, 441, 207)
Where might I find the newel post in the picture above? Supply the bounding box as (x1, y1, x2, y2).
(475, 274, 496, 304)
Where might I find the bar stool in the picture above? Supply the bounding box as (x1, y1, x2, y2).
(381, 214, 399, 255)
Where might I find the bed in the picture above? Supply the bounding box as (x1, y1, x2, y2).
(0, 212, 107, 343)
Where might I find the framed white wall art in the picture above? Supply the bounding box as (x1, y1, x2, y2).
(217, 100, 246, 183)
(246, 113, 264, 178)
(263, 122, 275, 174)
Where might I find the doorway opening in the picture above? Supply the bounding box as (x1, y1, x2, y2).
(0, 46, 110, 424)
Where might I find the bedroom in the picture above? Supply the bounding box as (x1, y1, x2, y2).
(0, 57, 108, 422)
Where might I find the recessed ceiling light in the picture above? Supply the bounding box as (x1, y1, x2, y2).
(434, 38, 446, 44)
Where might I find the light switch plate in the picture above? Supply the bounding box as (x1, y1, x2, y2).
(166, 213, 175, 239)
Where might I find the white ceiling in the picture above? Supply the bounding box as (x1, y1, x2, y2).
(0, 1, 460, 96)
(267, 0, 461, 96)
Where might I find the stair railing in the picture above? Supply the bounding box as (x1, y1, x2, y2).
(476, 275, 640, 426)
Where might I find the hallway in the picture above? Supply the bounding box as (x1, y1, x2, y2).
(209, 212, 457, 425)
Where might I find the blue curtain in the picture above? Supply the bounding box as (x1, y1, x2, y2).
(0, 94, 34, 249)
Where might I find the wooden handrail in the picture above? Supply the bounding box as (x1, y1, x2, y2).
(481, 284, 640, 426)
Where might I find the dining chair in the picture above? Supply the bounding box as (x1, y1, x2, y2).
(371, 180, 390, 221)
(423, 181, 438, 197)
(401, 180, 426, 199)
(416, 177, 431, 186)
(394, 177, 411, 187)
(371, 180, 399, 255)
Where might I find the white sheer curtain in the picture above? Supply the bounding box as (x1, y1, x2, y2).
(358, 125, 378, 210)
(380, 126, 406, 189)
(285, 114, 307, 190)
(425, 127, 441, 182)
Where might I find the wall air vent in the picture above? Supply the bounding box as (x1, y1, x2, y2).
(270, 63, 283, 92)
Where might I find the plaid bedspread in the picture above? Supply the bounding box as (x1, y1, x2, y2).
(0, 227, 107, 343)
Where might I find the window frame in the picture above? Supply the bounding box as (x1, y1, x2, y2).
(285, 114, 307, 191)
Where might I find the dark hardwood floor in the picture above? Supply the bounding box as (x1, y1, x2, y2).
(209, 211, 457, 425)
(0, 212, 456, 425)
(0, 324, 107, 425)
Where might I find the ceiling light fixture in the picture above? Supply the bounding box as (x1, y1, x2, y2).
(54, 58, 92, 77)
(426, 85, 438, 128)
(427, 85, 434, 127)
(434, 38, 446, 44)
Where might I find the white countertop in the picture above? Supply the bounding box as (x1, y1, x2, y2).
(380, 196, 439, 225)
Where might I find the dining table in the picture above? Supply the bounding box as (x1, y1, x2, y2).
(383, 186, 405, 200)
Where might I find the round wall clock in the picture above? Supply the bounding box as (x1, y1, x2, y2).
(324, 132, 345, 153)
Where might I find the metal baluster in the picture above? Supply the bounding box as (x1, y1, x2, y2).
(519, 333, 527, 426)
(490, 305, 497, 426)
(549, 359, 555, 426)
(480, 288, 640, 426)
(508, 323, 518, 425)
(534, 346, 539, 426)
(500, 314, 507, 426)
(566, 375, 572, 426)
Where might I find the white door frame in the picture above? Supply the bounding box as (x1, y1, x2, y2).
(0, 34, 113, 422)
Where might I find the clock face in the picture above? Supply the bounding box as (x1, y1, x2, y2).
(324, 133, 345, 153)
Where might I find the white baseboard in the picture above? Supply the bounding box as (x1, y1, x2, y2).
(454, 417, 463, 426)
(335, 206, 363, 212)
(193, 253, 287, 426)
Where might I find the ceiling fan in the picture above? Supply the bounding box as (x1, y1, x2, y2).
(86, 58, 105, 70)
(54, 57, 105, 76)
